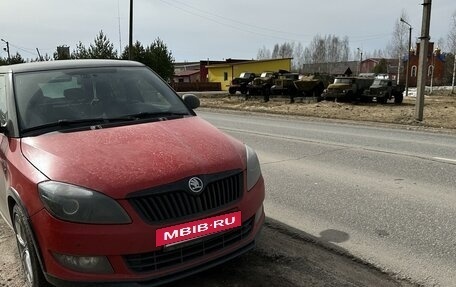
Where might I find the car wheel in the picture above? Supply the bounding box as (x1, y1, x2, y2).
(228, 87, 236, 95)
(377, 96, 387, 104)
(394, 94, 403, 104)
(12, 205, 49, 287)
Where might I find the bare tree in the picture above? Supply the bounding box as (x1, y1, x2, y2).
(278, 42, 294, 59)
(449, 10, 456, 93)
(256, 35, 351, 73)
(389, 10, 409, 84)
(340, 36, 350, 62)
(257, 46, 271, 60)
(303, 47, 312, 65)
(271, 44, 280, 59)
(293, 42, 304, 72)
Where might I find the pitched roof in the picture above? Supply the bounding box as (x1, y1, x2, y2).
(174, 69, 200, 77)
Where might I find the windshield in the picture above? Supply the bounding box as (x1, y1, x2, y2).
(373, 79, 389, 86)
(334, 78, 353, 84)
(14, 66, 191, 133)
(240, 72, 251, 78)
(260, 72, 272, 78)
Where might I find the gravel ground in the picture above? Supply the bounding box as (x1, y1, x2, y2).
(197, 89, 456, 131)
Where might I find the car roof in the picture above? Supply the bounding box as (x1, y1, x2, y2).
(0, 59, 145, 74)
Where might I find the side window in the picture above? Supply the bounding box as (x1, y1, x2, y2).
(224, 72, 228, 81)
(0, 75, 6, 126)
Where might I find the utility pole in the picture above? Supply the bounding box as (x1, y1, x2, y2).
(1, 39, 11, 64)
(400, 18, 412, 97)
(357, 48, 363, 75)
(416, 0, 432, 122)
(36, 48, 43, 61)
(129, 0, 133, 60)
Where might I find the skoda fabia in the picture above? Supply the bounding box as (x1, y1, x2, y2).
(0, 60, 265, 286)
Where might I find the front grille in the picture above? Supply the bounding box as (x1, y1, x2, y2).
(252, 79, 264, 85)
(129, 172, 243, 223)
(124, 216, 254, 273)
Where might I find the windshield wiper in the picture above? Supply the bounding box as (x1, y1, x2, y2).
(21, 117, 137, 134)
(123, 111, 189, 120)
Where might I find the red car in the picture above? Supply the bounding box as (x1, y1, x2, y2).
(0, 60, 265, 286)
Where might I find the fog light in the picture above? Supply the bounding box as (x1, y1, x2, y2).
(53, 253, 113, 274)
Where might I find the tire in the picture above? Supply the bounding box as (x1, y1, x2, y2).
(12, 205, 49, 287)
(394, 93, 403, 104)
(240, 87, 247, 95)
(377, 96, 387, 104)
(228, 87, 236, 95)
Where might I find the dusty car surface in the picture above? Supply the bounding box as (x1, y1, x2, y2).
(0, 60, 265, 287)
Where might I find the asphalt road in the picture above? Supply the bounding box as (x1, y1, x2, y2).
(198, 109, 456, 287)
(1, 110, 454, 286)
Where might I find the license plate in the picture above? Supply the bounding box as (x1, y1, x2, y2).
(156, 211, 241, 247)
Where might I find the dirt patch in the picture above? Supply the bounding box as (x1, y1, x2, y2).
(199, 90, 456, 131)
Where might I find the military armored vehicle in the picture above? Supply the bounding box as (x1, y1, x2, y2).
(294, 74, 334, 102)
(270, 73, 300, 96)
(247, 71, 279, 102)
(228, 72, 256, 95)
(322, 76, 374, 102)
(364, 78, 405, 104)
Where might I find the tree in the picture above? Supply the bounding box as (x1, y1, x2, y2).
(373, 59, 388, 74)
(122, 38, 174, 81)
(293, 42, 304, 71)
(71, 41, 90, 59)
(257, 46, 271, 60)
(9, 52, 25, 65)
(143, 38, 174, 81)
(0, 52, 25, 65)
(388, 10, 409, 84)
(271, 44, 280, 59)
(448, 10, 456, 93)
(88, 30, 118, 59)
(71, 31, 117, 59)
(121, 41, 147, 62)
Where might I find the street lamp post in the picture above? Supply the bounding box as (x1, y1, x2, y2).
(400, 18, 412, 98)
(357, 48, 363, 75)
(1, 39, 11, 64)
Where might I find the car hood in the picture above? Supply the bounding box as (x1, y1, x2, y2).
(21, 117, 246, 199)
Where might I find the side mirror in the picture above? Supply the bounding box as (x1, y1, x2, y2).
(182, 94, 200, 110)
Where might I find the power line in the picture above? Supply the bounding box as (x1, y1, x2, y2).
(161, 1, 394, 45)
(8, 43, 38, 56)
(170, 0, 314, 38)
(159, 0, 298, 42)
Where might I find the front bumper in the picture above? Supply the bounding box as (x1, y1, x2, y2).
(322, 91, 348, 99)
(30, 178, 265, 286)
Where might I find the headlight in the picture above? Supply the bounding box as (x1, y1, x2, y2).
(39, 181, 131, 224)
(245, 145, 262, 191)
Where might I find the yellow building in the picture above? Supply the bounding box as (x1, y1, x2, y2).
(207, 58, 292, 91)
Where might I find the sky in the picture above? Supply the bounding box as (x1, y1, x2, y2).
(0, 0, 454, 62)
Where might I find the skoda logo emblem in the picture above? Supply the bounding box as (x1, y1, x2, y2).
(188, 177, 204, 193)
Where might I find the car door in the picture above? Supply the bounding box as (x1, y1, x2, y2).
(0, 74, 8, 220)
